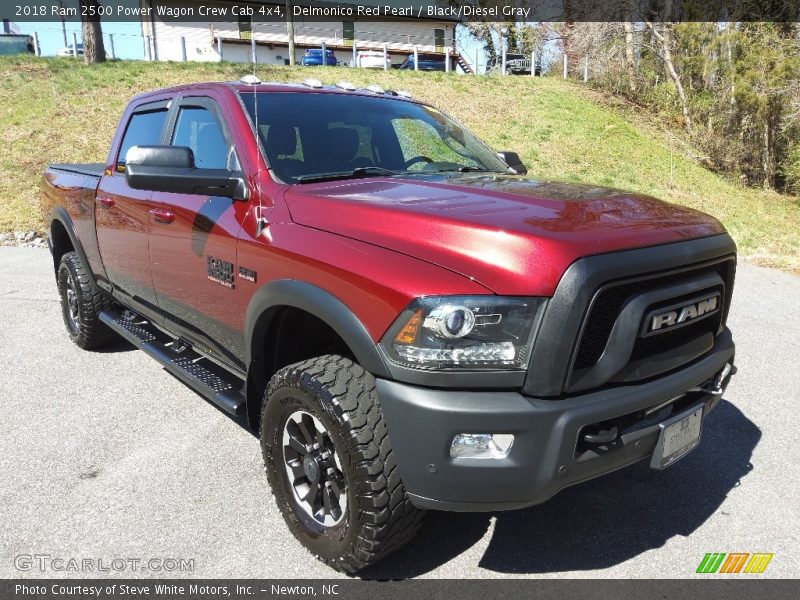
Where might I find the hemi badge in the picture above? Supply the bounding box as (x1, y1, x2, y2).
(238, 266, 257, 283)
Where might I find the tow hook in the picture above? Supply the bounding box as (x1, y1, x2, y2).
(688, 362, 734, 396)
(583, 426, 619, 444)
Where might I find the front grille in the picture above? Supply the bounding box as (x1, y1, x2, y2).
(572, 260, 734, 371)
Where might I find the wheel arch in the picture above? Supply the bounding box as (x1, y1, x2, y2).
(244, 280, 390, 430)
(48, 207, 95, 285)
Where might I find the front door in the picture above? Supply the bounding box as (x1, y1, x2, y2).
(96, 101, 169, 312)
(147, 96, 246, 368)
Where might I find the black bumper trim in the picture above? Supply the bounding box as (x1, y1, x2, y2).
(376, 330, 734, 512)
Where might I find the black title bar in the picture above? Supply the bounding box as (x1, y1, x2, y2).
(3, 579, 800, 600)
(4, 0, 800, 23)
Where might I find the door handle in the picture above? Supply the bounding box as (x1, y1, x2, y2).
(96, 196, 115, 208)
(149, 208, 175, 224)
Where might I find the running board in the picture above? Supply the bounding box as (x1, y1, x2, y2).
(99, 310, 245, 416)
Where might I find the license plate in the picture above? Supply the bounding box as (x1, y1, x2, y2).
(650, 405, 703, 470)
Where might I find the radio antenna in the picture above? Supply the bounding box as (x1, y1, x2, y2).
(254, 81, 264, 237)
(240, 37, 268, 238)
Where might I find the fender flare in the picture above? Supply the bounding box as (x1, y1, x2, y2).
(49, 207, 99, 287)
(243, 279, 391, 379)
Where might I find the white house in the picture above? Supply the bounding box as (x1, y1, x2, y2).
(137, 0, 473, 71)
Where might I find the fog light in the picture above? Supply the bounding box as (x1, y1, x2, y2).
(450, 433, 514, 459)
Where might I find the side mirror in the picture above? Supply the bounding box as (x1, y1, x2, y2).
(497, 151, 528, 175)
(124, 145, 248, 200)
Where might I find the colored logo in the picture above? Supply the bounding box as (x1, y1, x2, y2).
(697, 552, 773, 574)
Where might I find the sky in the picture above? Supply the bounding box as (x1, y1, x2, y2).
(16, 20, 148, 59)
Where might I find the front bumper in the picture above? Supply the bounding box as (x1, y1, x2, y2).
(376, 330, 735, 512)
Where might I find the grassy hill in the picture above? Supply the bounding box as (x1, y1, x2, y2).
(1, 55, 798, 271)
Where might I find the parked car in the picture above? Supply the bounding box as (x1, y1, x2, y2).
(354, 50, 390, 69)
(399, 53, 446, 71)
(41, 77, 737, 573)
(0, 34, 35, 55)
(301, 48, 337, 67)
(56, 43, 83, 57)
(487, 53, 538, 75)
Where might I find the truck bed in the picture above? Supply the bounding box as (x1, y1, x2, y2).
(40, 163, 106, 275)
(47, 163, 105, 178)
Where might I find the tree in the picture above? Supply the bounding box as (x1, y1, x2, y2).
(623, 21, 636, 91)
(286, 0, 295, 66)
(517, 23, 551, 66)
(79, 0, 106, 64)
(645, 19, 692, 132)
(729, 22, 799, 188)
(453, 1, 509, 65)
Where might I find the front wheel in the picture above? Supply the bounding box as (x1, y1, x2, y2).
(261, 355, 424, 573)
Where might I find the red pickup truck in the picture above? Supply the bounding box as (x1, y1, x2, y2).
(40, 77, 737, 572)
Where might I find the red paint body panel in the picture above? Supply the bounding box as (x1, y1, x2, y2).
(41, 82, 729, 358)
(236, 215, 492, 343)
(285, 176, 725, 296)
(95, 171, 157, 304)
(148, 192, 243, 338)
(40, 168, 105, 277)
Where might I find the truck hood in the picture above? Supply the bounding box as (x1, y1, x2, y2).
(284, 173, 726, 296)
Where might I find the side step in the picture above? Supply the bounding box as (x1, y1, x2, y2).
(99, 309, 246, 416)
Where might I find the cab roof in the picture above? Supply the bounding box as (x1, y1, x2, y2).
(133, 80, 417, 102)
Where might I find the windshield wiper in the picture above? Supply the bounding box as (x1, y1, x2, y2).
(432, 166, 506, 173)
(296, 166, 399, 184)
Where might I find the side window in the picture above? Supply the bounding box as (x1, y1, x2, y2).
(171, 106, 231, 170)
(117, 108, 168, 170)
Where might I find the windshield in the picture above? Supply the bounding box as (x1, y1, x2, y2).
(239, 91, 509, 183)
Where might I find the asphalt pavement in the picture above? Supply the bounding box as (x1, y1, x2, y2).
(0, 247, 797, 579)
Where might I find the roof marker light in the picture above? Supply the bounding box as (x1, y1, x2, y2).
(397, 90, 412, 98)
(302, 78, 324, 89)
(365, 84, 385, 94)
(336, 81, 356, 91)
(240, 74, 261, 85)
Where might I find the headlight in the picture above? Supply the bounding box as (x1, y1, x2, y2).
(381, 296, 544, 371)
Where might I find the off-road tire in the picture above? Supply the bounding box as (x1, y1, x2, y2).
(261, 355, 425, 573)
(57, 251, 116, 350)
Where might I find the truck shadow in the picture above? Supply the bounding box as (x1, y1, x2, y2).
(92, 338, 138, 353)
(359, 399, 759, 578)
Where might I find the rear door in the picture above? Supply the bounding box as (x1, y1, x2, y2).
(147, 94, 246, 368)
(96, 101, 169, 312)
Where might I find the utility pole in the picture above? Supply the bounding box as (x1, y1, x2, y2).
(286, 0, 295, 66)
